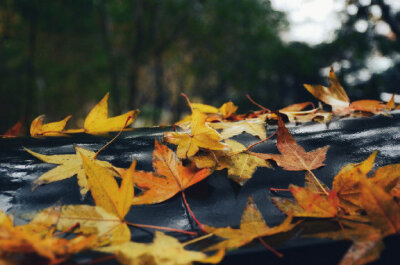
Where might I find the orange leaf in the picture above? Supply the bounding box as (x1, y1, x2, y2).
(2, 121, 22, 138)
(272, 185, 338, 218)
(131, 140, 212, 205)
(250, 116, 329, 171)
(303, 67, 350, 114)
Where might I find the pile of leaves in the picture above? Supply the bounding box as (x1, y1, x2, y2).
(1, 68, 400, 265)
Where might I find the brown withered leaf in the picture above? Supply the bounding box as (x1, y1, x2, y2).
(2, 121, 22, 138)
(128, 140, 212, 205)
(307, 220, 384, 265)
(304, 67, 390, 116)
(204, 197, 295, 251)
(304, 67, 350, 114)
(250, 116, 329, 171)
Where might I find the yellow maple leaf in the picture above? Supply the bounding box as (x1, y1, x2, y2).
(98, 231, 224, 265)
(30, 115, 71, 137)
(165, 110, 228, 158)
(204, 197, 295, 251)
(25, 146, 116, 196)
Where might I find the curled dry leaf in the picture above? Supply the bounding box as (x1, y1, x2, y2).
(25, 146, 116, 196)
(82, 93, 138, 135)
(209, 114, 268, 140)
(204, 197, 295, 251)
(30, 115, 71, 137)
(304, 67, 390, 116)
(98, 231, 225, 265)
(250, 116, 329, 171)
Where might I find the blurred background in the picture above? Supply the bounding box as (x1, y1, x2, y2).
(1, 0, 400, 132)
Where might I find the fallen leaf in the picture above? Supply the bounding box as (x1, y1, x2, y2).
(272, 185, 338, 218)
(307, 220, 384, 265)
(359, 178, 400, 236)
(98, 231, 225, 265)
(349, 100, 389, 115)
(83, 93, 138, 135)
(165, 110, 228, 158)
(57, 205, 130, 245)
(30, 115, 71, 137)
(216, 140, 271, 185)
(332, 151, 377, 212)
(303, 67, 350, 114)
(80, 152, 134, 220)
(0, 209, 96, 263)
(2, 121, 22, 138)
(204, 197, 295, 251)
(209, 114, 267, 140)
(25, 146, 116, 196)
(250, 116, 329, 171)
(131, 140, 212, 205)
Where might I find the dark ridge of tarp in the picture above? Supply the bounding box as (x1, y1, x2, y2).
(1, 112, 400, 264)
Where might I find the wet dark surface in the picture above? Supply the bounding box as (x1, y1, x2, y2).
(1, 112, 400, 264)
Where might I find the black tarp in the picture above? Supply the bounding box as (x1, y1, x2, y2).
(1, 112, 400, 264)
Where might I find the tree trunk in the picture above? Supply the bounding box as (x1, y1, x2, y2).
(97, 0, 121, 113)
(24, 1, 37, 128)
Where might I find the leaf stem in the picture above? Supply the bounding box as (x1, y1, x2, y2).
(270, 188, 290, 192)
(182, 233, 214, 247)
(125, 221, 197, 236)
(181, 93, 193, 112)
(246, 94, 271, 113)
(258, 237, 283, 258)
(94, 115, 132, 159)
(247, 129, 278, 151)
(307, 170, 329, 196)
(181, 191, 206, 233)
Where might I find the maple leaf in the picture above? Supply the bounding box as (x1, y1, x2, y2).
(83, 93, 138, 135)
(307, 220, 384, 265)
(98, 231, 225, 265)
(250, 116, 329, 171)
(1, 121, 22, 138)
(209, 114, 268, 140)
(80, 151, 134, 220)
(332, 151, 378, 213)
(304, 67, 390, 116)
(30, 114, 71, 137)
(304, 67, 350, 114)
(0, 208, 96, 264)
(130, 140, 212, 205)
(193, 140, 271, 185)
(272, 185, 338, 218)
(204, 197, 295, 251)
(56, 205, 131, 245)
(164, 109, 228, 159)
(25, 146, 116, 196)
